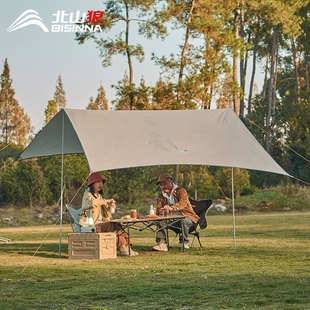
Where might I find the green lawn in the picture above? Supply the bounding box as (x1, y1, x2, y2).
(0, 212, 309, 309)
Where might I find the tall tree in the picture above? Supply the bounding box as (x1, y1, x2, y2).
(44, 76, 67, 123)
(15, 159, 49, 208)
(153, 0, 234, 110)
(76, 0, 165, 110)
(215, 73, 234, 109)
(135, 77, 151, 110)
(266, 25, 278, 154)
(54, 75, 66, 111)
(175, 0, 196, 103)
(112, 73, 133, 110)
(87, 96, 95, 110)
(87, 84, 109, 110)
(152, 0, 197, 107)
(151, 78, 175, 110)
(247, 17, 261, 116)
(0, 58, 31, 146)
(44, 100, 57, 123)
(188, 0, 231, 109)
(113, 74, 151, 110)
(233, 0, 241, 116)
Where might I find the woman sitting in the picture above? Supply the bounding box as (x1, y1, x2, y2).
(79, 172, 139, 257)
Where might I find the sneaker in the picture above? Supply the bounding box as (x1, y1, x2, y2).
(180, 242, 190, 249)
(119, 245, 139, 257)
(129, 248, 139, 256)
(119, 245, 129, 256)
(152, 241, 168, 252)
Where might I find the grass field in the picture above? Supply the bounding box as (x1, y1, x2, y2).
(0, 212, 309, 309)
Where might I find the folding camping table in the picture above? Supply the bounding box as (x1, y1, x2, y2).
(110, 215, 186, 255)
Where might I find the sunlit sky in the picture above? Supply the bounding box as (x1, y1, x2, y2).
(0, 0, 264, 133)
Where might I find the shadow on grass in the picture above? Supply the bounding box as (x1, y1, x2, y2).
(0, 242, 68, 258)
(1, 240, 307, 261)
(0, 242, 184, 259)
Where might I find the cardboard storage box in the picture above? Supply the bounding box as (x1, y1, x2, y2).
(68, 232, 116, 259)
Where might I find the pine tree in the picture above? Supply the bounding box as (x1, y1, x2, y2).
(95, 84, 108, 110)
(86, 96, 96, 110)
(44, 76, 67, 123)
(112, 74, 134, 110)
(135, 78, 151, 110)
(87, 84, 108, 110)
(54, 75, 66, 111)
(151, 78, 175, 110)
(44, 100, 57, 123)
(76, 0, 166, 110)
(0, 58, 31, 146)
(113, 75, 152, 110)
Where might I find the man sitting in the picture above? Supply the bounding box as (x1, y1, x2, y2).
(153, 173, 199, 251)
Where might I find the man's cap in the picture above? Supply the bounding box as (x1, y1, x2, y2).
(156, 173, 173, 185)
(88, 172, 106, 186)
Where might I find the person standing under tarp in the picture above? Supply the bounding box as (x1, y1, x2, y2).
(79, 172, 139, 257)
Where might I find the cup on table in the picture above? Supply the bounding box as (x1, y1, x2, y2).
(154, 208, 157, 215)
(131, 209, 137, 219)
(163, 209, 169, 217)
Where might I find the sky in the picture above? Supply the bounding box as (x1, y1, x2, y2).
(0, 0, 264, 133)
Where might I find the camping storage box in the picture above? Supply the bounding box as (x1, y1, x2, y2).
(68, 232, 116, 259)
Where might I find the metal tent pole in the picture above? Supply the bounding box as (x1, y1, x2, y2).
(232, 167, 236, 248)
(58, 112, 65, 258)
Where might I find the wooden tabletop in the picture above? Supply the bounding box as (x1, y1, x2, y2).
(110, 214, 185, 223)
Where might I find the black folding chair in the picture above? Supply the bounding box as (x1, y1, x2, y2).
(170, 198, 213, 248)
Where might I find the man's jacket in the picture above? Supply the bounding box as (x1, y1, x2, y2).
(156, 187, 199, 223)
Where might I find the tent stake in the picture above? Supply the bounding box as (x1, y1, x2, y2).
(59, 111, 64, 258)
(232, 167, 236, 248)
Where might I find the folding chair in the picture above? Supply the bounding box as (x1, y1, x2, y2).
(66, 205, 82, 233)
(170, 198, 213, 248)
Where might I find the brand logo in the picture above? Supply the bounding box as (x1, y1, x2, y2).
(7, 9, 103, 33)
(7, 9, 49, 32)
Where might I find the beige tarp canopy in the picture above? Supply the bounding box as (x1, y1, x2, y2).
(19, 108, 289, 176)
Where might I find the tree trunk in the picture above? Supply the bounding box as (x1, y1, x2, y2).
(125, 4, 134, 110)
(239, 0, 246, 116)
(4, 91, 9, 144)
(272, 45, 279, 117)
(262, 52, 269, 101)
(266, 26, 277, 155)
(209, 85, 213, 109)
(306, 61, 309, 90)
(290, 36, 301, 104)
(264, 26, 277, 187)
(248, 33, 257, 116)
(233, 3, 240, 116)
(203, 35, 212, 110)
(177, 0, 195, 103)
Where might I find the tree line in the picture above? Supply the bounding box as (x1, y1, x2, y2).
(0, 0, 309, 208)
